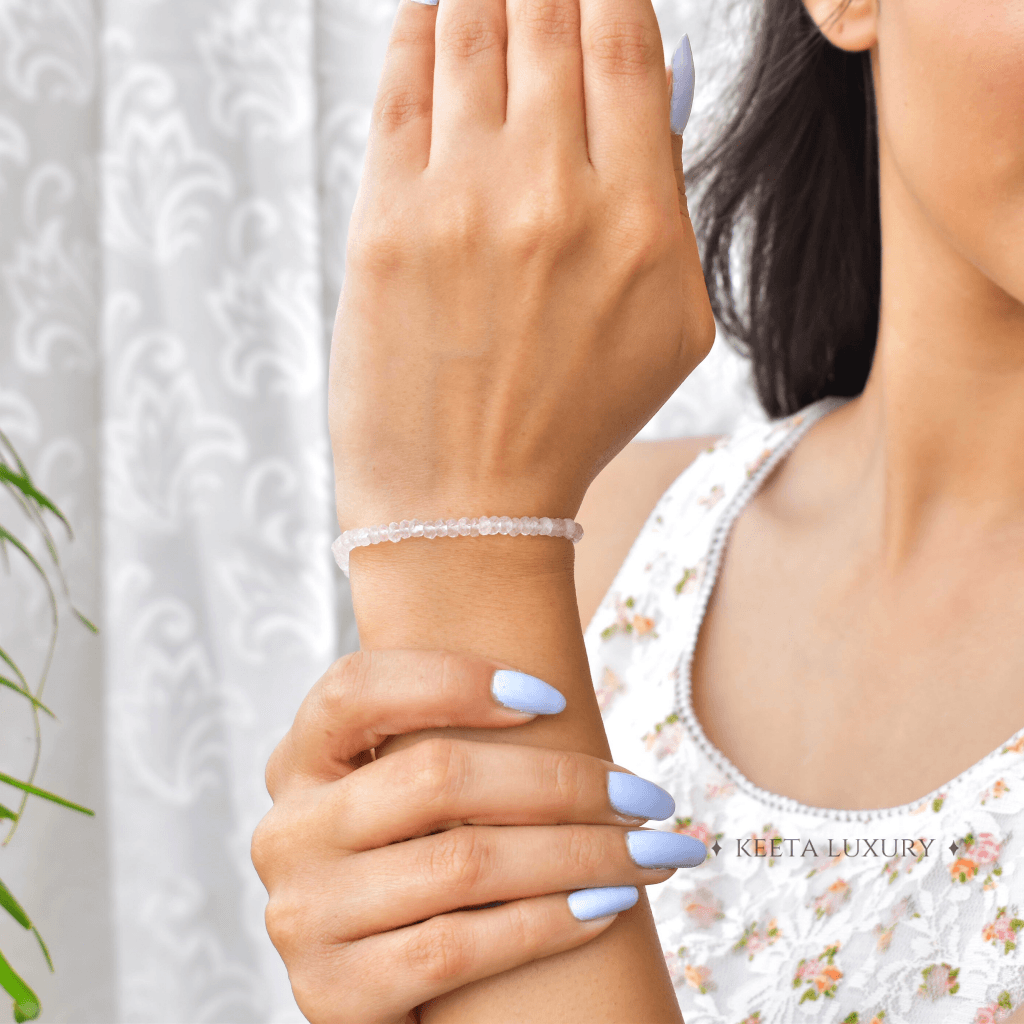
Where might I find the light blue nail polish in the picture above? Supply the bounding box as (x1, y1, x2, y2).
(410, 0, 439, 5)
(491, 670, 566, 716)
(608, 773, 675, 821)
(626, 830, 707, 869)
(670, 34, 695, 136)
(567, 885, 638, 922)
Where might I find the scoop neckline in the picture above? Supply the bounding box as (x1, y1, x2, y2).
(672, 395, 1024, 823)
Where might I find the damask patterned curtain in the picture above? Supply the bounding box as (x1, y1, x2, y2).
(0, 0, 755, 1020)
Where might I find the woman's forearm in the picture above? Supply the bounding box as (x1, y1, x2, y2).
(352, 534, 683, 1024)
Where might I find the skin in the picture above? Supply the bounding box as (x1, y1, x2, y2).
(253, 0, 1024, 1019)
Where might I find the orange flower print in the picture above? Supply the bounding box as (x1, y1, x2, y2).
(811, 879, 851, 919)
(737, 1013, 763, 1024)
(705, 780, 737, 800)
(682, 885, 725, 929)
(642, 713, 684, 760)
(594, 667, 626, 713)
(1002, 733, 1024, 755)
(749, 824, 783, 865)
(599, 595, 659, 641)
(918, 963, 960, 999)
(842, 1012, 887, 1024)
(732, 919, 781, 960)
(951, 832, 1002, 886)
(980, 779, 1010, 805)
(697, 484, 725, 509)
(982, 907, 1024, 955)
(792, 943, 842, 1003)
(683, 964, 715, 994)
(974, 991, 1014, 1024)
(672, 817, 721, 848)
(663, 948, 686, 985)
(873, 896, 914, 952)
(746, 448, 773, 479)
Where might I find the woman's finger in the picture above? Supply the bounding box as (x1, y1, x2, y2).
(579, 0, 671, 186)
(505, 0, 587, 161)
(324, 824, 704, 940)
(363, 0, 437, 181)
(297, 891, 634, 1024)
(325, 738, 676, 849)
(430, 0, 508, 149)
(265, 651, 565, 795)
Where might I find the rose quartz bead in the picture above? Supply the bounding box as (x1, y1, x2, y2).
(508, 518, 522, 536)
(412, 522, 424, 538)
(539, 517, 553, 536)
(457, 517, 470, 536)
(469, 519, 480, 536)
(387, 522, 400, 542)
(424, 523, 437, 539)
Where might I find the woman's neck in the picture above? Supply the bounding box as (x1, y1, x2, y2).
(795, 126, 1024, 570)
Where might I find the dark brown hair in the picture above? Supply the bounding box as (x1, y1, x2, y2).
(688, 0, 881, 417)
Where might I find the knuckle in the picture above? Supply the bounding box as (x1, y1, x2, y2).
(516, 0, 579, 46)
(563, 825, 606, 876)
(409, 737, 466, 808)
(428, 826, 489, 897)
(502, 897, 545, 953)
(250, 816, 277, 878)
(544, 748, 585, 808)
(373, 84, 431, 131)
(584, 20, 660, 77)
(402, 915, 471, 985)
(504, 188, 584, 258)
(438, 19, 505, 62)
(265, 895, 306, 955)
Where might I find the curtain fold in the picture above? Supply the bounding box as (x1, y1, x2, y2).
(0, 1, 755, 1019)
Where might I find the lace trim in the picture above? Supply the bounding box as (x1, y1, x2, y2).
(671, 395, 1024, 823)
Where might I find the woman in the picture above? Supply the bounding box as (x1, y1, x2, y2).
(252, 0, 1024, 1020)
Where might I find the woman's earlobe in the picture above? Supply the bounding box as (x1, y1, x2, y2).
(801, 0, 877, 53)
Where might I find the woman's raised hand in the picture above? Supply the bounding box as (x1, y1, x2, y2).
(251, 650, 706, 1024)
(329, 0, 714, 539)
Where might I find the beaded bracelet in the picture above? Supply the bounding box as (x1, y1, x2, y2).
(331, 515, 584, 578)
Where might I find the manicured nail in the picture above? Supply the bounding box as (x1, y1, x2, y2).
(410, 0, 439, 5)
(626, 830, 707, 869)
(567, 885, 638, 922)
(608, 772, 675, 821)
(670, 34, 695, 136)
(491, 670, 566, 716)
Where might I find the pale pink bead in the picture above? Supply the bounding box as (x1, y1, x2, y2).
(399, 520, 411, 539)
(457, 517, 470, 536)
(411, 522, 424, 538)
(539, 517, 553, 536)
(388, 522, 401, 542)
(527, 517, 539, 535)
(366, 526, 378, 543)
(572, 522, 584, 542)
(495, 516, 508, 535)
(509, 518, 522, 536)
(357, 528, 370, 545)
(469, 519, 480, 536)
(445, 518, 458, 537)
(489, 516, 500, 534)
(424, 523, 437, 539)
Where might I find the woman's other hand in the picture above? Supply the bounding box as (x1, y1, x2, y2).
(330, 0, 715, 539)
(251, 650, 706, 1024)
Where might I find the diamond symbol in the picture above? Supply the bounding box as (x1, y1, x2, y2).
(949, 841, 959, 856)
(711, 840, 722, 856)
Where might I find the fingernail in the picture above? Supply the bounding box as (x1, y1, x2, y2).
(410, 0, 439, 5)
(608, 772, 675, 821)
(491, 670, 566, 716)
(626, 830, 707, 869)
(567, 885, 639, 922)
(670, 34, 695, 136)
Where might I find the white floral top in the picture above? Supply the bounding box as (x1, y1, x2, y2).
(584, 396, 1024, 1024)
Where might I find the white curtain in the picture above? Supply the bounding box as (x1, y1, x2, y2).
(0, 1, 758, 1020)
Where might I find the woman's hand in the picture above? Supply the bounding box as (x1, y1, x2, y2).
(329, 0, 715, 537)
(252, 650, 706, 1024)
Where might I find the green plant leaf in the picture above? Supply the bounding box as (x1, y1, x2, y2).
(0, 807, 16, 823)
(30, 932, 51, 974)
(0, 774, 94, 817)
(0, 649, 27, 691)
(0, 880, 31, 930)
(0, 463, 70, 537)
(0, 678, 54, 718)
(73, 610, 98, 634)
(0, 949, 40, 1022)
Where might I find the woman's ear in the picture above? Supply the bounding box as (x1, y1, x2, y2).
(801, 0, 877, 53)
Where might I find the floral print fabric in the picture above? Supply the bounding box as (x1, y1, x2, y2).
(584, 397, 1024, 1023)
